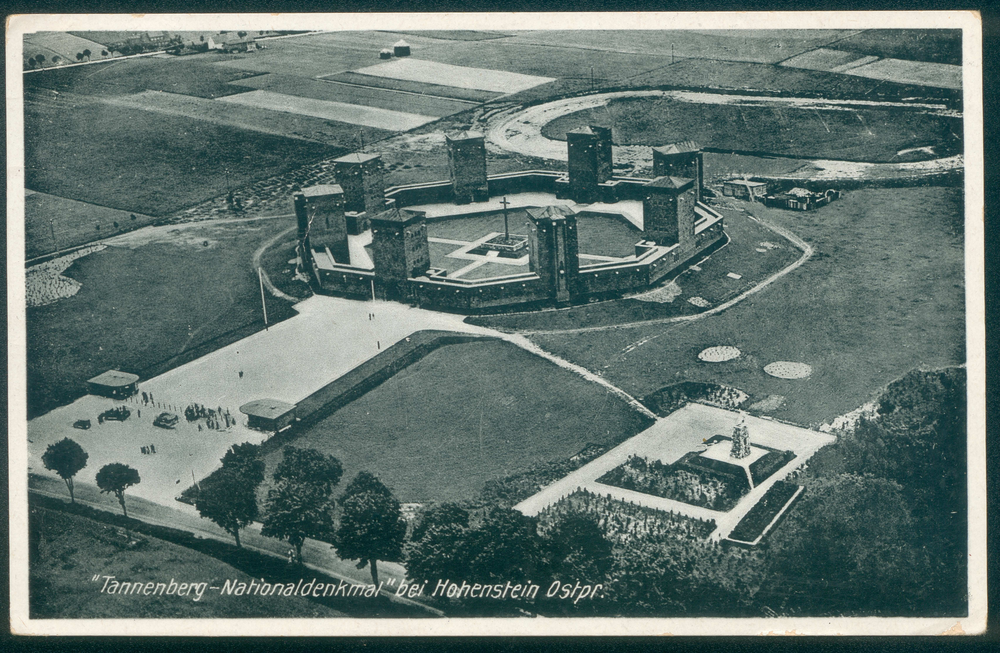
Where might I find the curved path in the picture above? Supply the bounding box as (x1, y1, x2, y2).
(485, 89, 963, 179)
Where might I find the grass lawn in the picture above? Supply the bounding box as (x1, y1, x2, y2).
(541, 96, 962, 163)
(27, 218, 297, 417)
(25, 95, 340, 216)
(24, 191, 156, 260)
(575, 213, 642, 258)
(263, 339, 652, 503)
(528, 186, 965, 426)
(29, 507, 344, 618)
(427, 210, 533, 242)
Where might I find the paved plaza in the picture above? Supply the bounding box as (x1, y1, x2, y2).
(27, 295, 496, 508)
(514, 403, 835, 540)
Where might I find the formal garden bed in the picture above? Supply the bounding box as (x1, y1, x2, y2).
(597, 454, 749, 512)
(727, 480, 802, 545)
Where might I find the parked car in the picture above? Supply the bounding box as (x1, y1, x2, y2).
(73, 419, 91, 430)
(153, 412, 179, 429)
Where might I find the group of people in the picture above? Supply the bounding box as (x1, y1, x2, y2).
(140, 444, 156, 455)
(185, 403, 237, 431)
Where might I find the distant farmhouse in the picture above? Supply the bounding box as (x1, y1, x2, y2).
(293, 129, 726, 311)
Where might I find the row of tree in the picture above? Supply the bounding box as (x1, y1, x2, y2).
(42, 439, 139, 517)
(41, 437, 406, 587)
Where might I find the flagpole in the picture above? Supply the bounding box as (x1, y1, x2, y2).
(258, 267, 269, 330)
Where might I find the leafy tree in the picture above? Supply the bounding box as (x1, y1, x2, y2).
(220, 442, 265, 485)
(195, 466, 259, 548)
(761, 473, 919, 615)
(261, 447, 343, 564)
(41, 438, 88, 503)
(410, 502, 469, 543)
(76, 52, 84, 61)
(464, 507, 547, 584)
(34, 54, 45, 67)
(101, 50, 108, 57)
(82, 49, 91, 60)
(195, 443, 265, 548)
(238, 31, 248, 40)
(405, 503, 472, 583)
(333, 472, 406, 586)
(95, 463, 140, 518)
(544, 514, 613, 582)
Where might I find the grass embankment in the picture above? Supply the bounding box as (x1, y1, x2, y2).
(529, 186, 965, 426)
(27, 219, 297, 418)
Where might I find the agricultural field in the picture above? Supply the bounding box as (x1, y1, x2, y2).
(321, 71, 501, 102)
(541, 95, 962, 162)
(831, 29, 962, 65)
(24, 192, 155, 261)
(264, 339, 652, 503)
(217, 90, 439, 131)
(229, 73, 479, 116)
(210, 31, 448, 79)
(413, 40, 677, 83)
(528, 186, 965, 426)
(354, 58, 556, 94)
(105, 90, 394, 147)
(26, 218, 296, 418)
(24, 57, 262, 99)
(24, 31, 110, 68)
(25, 94, 340, 216)
(505, 29, 853, 65)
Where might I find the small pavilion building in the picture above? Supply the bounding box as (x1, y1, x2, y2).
(240, 399, 297, 433)
(86, 370, 139, 399)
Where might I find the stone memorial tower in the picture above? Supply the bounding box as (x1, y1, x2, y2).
(526, 205, 580, 304)
(446, 130, 489, 204)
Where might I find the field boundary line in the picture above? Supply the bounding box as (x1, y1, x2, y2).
(516, 217, 812, 336)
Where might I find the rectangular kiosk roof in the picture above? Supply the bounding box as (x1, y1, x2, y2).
(86, 370, 139, 388)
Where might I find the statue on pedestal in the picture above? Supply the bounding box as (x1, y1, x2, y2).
(730, 414, 751, 459)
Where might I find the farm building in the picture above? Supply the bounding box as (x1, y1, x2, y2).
(240, 399, 297, 433)
(723, 180, 769, 201)
(393, 40, 411, 57)
(765, 187, 840, 211)
(85, 370, 139, 399)
(380, 49, 393, 59)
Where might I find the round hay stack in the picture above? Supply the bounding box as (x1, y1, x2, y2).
(764, 361, 812, 379)
(698, 346, 741, 362)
